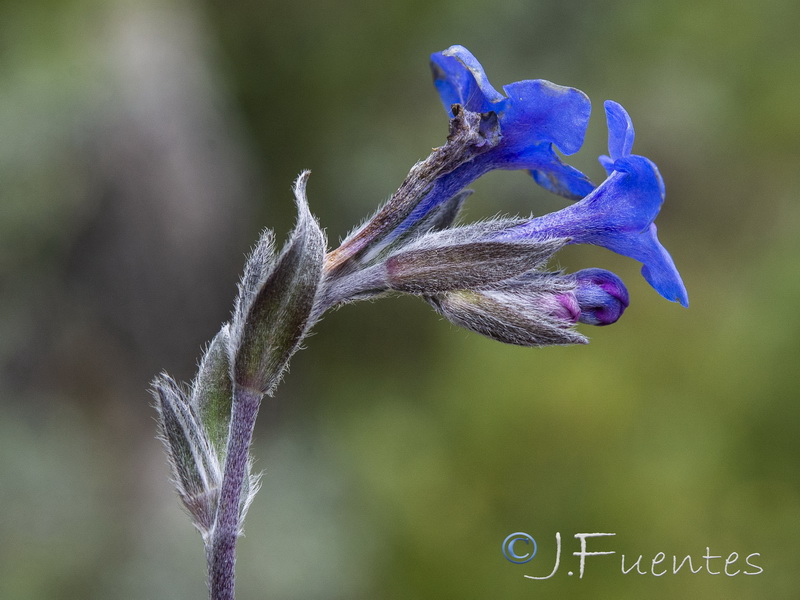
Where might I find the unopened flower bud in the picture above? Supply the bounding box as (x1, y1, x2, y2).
(551, 292, 581, 323)
(574, 268, 629, 325)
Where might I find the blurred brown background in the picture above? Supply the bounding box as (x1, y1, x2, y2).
(1, 0, 798, 598)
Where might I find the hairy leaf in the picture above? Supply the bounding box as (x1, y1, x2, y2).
(232, 171, 326, 394)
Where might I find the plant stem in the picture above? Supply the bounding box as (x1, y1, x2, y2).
(207, 386, 262, 600)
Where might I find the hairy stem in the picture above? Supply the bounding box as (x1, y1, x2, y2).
(207, 386, 262, 600)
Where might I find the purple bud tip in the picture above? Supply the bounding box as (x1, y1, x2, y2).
(552, 292, 581, 323)
(574, 268, 630, 326)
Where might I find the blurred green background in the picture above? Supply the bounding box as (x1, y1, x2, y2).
(1, 0, 798, 598)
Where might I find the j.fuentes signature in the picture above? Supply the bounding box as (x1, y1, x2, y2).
(502, 532, 763, 579)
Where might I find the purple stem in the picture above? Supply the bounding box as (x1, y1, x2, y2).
(208, 386, 262, 600)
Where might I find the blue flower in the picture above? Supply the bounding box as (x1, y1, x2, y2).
(430, 45, 595, 199)
(328, 45, 687, 319)
(495, 101, 689, 307)
(387, 46, 596, 246)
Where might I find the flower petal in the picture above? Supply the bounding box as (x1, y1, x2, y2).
(610, 223, 688, 307)
(530, 150, 596, 200)
(604, 100, 635, 161)
(496, 156, 688, 307)
(501, 80, 591, 156)
(430, 46, 593, 200)
(598, 154, 616, 176)
(431, 45, 504, 115)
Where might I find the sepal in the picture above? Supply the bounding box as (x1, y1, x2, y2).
(428, 284, 588, 347)
(325, 108, 501, 275)
(386, 231, 565, 294)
